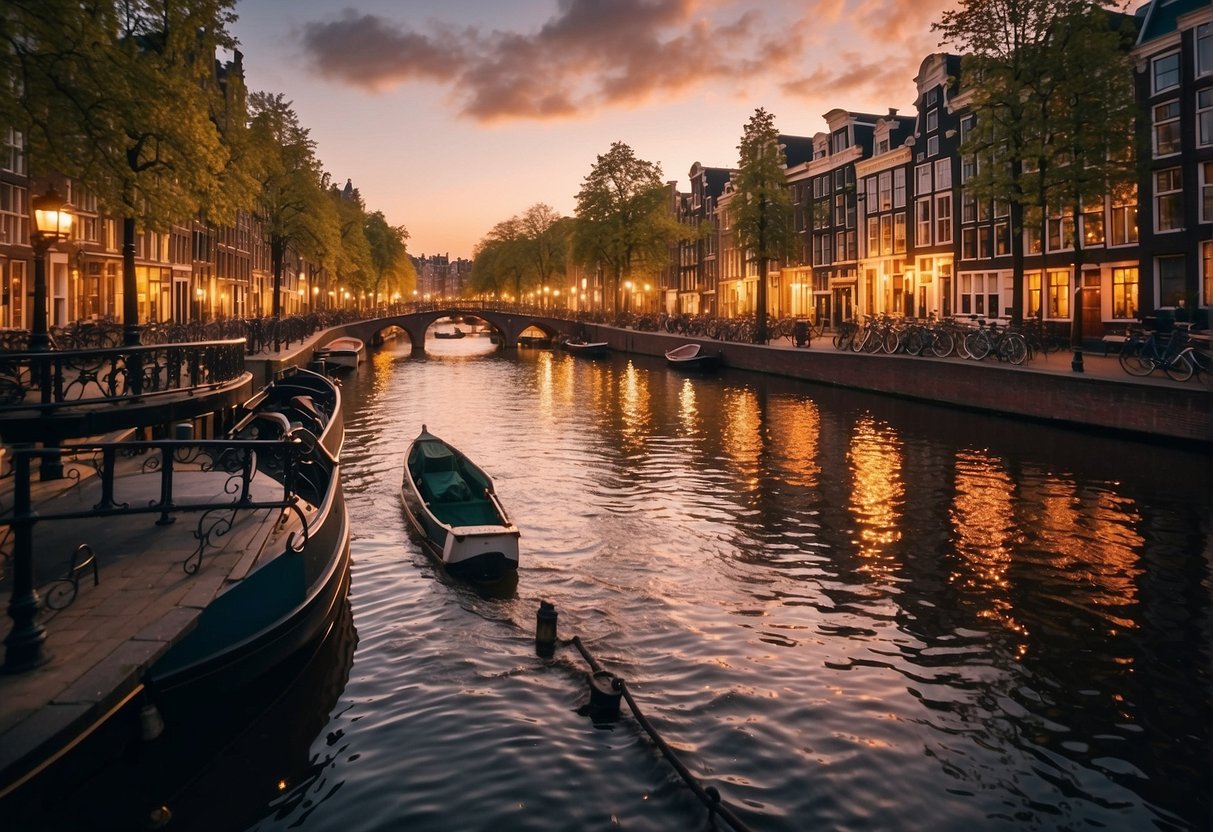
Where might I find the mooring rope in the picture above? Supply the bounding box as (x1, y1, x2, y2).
(569, 635, 755, 832)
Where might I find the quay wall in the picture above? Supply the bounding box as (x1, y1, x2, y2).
(583, 325, 1212, 446)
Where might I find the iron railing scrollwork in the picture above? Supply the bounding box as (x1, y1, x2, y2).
(0, 436, 320, 672)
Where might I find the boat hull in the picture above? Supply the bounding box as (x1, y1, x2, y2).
(665, 343, 721, 372)
(401, 430, 519, 582)
(563, 340, 610, 359)
(319, 337, 364, 369)
(147, 368, 349, 693)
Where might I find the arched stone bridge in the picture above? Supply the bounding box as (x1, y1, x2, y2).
(330, 307, 580, 353)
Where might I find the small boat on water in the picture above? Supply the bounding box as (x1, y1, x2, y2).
(317, 336, 365, 370)
(400, 426, 519, 582)
(562, 338, 610, 359)
(433, 328, 466, 339)
(665, 343, 722, 372)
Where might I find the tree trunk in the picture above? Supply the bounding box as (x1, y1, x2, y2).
(271, 235, 286, 320)
(122, 216, 140, 346)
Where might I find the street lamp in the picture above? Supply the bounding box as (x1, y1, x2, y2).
(29, 188, 74, 352)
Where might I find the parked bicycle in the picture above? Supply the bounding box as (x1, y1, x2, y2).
(1118, 327, 1194, 381)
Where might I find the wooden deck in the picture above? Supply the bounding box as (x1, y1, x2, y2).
(0, 450, 301, 792)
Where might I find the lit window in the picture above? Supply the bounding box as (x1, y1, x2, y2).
(1047, 270, 1069, 318)
(893, 213, 906, 254)
(1111, 184, 1139, 246)
(1112, 267, 1138, 320)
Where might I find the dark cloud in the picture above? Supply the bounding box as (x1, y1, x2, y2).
(297, 0, 809, 121)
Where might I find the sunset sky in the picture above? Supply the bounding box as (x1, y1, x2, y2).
(230, 0, 955, 259)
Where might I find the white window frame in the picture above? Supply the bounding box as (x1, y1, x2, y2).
(935, 194, 953, 244)
(1155, 168, 1183, 233)
(1198, 88, 1213, 148)
(915, 163, 932, 195)
(1152, 51, 1180, 94)
(916, 196, 932, 246)
(893, 168, 907, 208)
(934, 158, 952, 191)
(1153, 99, 1182, 157)
(1197, 22, 1211, 78)
(1201, 160, 1213, 225)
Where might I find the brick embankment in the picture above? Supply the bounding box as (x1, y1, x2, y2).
(589, 325, 1211, 446)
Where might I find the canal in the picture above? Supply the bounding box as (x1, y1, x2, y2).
(155, 334, 1213, 830)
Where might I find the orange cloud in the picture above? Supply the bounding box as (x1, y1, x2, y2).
(298, 0, 809, 121)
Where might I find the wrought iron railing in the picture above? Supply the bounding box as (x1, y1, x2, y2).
(0, 437, 321, 672)
(0, 339, 247, 408)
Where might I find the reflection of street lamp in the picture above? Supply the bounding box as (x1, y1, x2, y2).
(29, 188, 74, 352)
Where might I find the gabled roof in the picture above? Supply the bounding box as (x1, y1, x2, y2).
(1135, 0, 1206, 46)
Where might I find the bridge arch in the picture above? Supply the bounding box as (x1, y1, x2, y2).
(332, 307, 575, 354)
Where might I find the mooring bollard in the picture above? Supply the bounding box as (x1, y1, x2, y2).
(588, 670, 623, 722)
(535, 600, 557, 657)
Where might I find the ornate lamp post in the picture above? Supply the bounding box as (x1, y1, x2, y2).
(29, 188, 74, 352)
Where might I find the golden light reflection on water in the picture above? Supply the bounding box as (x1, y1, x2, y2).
(846, 417, 904, 572)
(768, 398, 820, 488)
(619, 361, 651, 446)
(1021, 473, 1145, 631)
(720, 388, 761, 481)
(677, 378, 699, 436)
(951, 450, 1026, 644)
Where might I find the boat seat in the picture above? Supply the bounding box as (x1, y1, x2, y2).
(424, 470, 473, 502)
(433, 501, 500, 527)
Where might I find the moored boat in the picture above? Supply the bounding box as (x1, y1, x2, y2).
(665, 343, 722, 372)
(400, 426, 519, 582)
(562, 338, 610, 359)
(147, 367, 350, 692)
(317, 336, 365, 370)
(433, 328, 466, 339)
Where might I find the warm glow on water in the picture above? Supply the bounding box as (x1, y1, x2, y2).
(117, 333, 1212, 832)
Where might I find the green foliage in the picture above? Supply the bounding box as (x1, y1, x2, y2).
(934, 0, 1136, 324)
(469, 205, 571, 300)
(732, 108, 793, 264)
(364, 210, 412, 301)
(573, 141, 682, 311)
(2, 0, 250, 228)
(732, 108, 793, 342)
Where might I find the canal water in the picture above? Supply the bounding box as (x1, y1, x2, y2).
(170, 334, 1213, 830)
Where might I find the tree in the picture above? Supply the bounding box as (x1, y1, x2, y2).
(519, 204, 569, 295)
(330, 184, 373, 307)
(1040, 4, 1137, 370)
(732, 108, 793, 343)
(472, 218, 529, 301)
(364, 210, 413, 304)
(2, 0, 253, 343)
(248, 92, 332, 320)
(935, 0, 1063, 326)
(573, 142, 680, 314)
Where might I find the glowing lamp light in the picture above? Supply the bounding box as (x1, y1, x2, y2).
(32, 188, 74, 244)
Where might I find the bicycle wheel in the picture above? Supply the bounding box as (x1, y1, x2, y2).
(1163, 353, 1194, 382)
(1183, 345, 1211, 376)
(965, 331, 990, 360)
(1000, 333, 1028, 365)
(882, 329, 901, 354)
(1118, 346, 1154, 376)
(904, 329, 924, 356)
(832, 330, 847, 350)
(931, 330, 954, 358)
